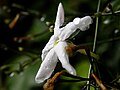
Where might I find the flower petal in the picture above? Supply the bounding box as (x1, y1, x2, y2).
(54, 41, 76, 75)
(54, 3, 64, 38)
(41, 35, 57, 61)
(58, 22, 77, 41)
(79, 16, 92, 31)
(55, 2, 64, 29)
(73, 17, 81, 25)
(35, 48, 58, 83)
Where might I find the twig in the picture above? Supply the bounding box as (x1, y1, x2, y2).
(43, 71, 63, 90)
(13, 28, 49, 42)
(12, 3, 40, 16)
(93, 0, 101, 54)
(101, 10, 120, 16)
(62, 72, 89, 80)
(91, 73, 107, 90)
(77, 36, 120, 47)
(87, 0, 101, 89)
(8, 3, 120, 18)
(9, 13, 20, 29)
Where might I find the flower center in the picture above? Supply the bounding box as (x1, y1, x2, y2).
(54, 39, 59, 46)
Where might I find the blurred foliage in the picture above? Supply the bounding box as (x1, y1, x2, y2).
(1, 0, 120, 90)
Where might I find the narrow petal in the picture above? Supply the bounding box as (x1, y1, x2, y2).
(54, 3, 64, 38)
(41, 35, 57, 61)
(35, 49, 58, 83)
(55, 2, 64, 29)
(54, 41, 76, 75)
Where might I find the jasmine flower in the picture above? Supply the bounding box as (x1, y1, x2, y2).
(35, 3, 92, 83)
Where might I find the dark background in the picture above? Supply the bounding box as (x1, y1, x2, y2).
(0, 0, 120, 90)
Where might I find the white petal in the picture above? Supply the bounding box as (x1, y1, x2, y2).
(55, 2, 64, 28)
(35, 49, 58, 83)
(54, 41, 76, 75)
(79, 16, 92, 31)
(80, 25, 90, 31)
(73, 16, 92, 31)
(81, 16, 92, 25)
(41, 50, 48, 61)
(54, 3, 64, 38)
(41, 35, 57, 61)
(73, 17, 81, 25)
(58, 22, 77, 41)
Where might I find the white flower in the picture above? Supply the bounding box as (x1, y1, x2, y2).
(35, 41, 76, 83)
(59, 16, 92, 41)
(35, 2, 93, 83)
(41, 35, 57, 61)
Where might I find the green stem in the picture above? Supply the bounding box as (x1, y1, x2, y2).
(59, 79, 89, 83)
(87, 0, 101, 90)
(93, 0, 101, 52)
(77, 36, 120, 47)
(102, 10, 120, 16)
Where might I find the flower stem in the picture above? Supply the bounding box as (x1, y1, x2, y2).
(87, 0, 101, 89)
(91, 74, 107, 90)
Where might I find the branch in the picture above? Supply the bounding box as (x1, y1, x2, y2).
(11, 3, 40, 16)
(91, 73, 107, 90)
(9, 13, 20, 29)
(87, 0, 101, 89)
(43, 71, 64, 90)
(101, 10, 120, 16)
(77, 36, 120, 48)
